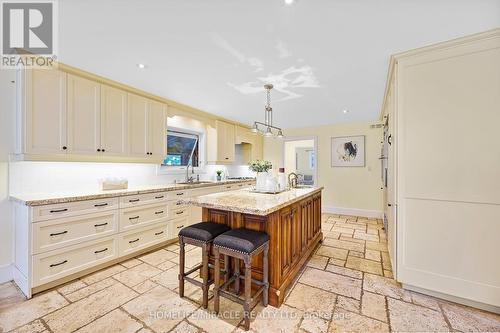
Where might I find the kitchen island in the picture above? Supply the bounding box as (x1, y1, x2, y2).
(182, 186, 323, 307)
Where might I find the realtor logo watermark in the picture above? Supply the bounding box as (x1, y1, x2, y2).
(1, 0, 57, 68)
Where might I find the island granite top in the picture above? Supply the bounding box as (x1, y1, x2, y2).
(180, 186, 323, 216)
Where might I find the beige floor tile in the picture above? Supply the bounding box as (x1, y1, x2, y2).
(0, 291, 68, 332)
(338, 236, 365, 245)
(353, 231, 379, 242)
(113, 263, 162, 287)
(306, 255, 329, 270)
(120, 258, 142, 268)
(0, 282, 26, 311)
(330, 308, 389, 333)
(325, 264, 362, 279)
(331, 227, 354, 236)
(43, 283, 137, 333)
(364, 249, 380, 262)
(137, 328, 154, 333)
(365, 241, 388, 252)
(300, 315, 330, 333)
(187, 307, 236, 333)
(388, 298, 449, 332)
(285, 283, 336, 316)
(299, 268, 362, 300)
(322, 224, 333, 232)
(365, 227, 379, 235)
(157, 259, 177, 271)
(247, 304, 303, 333)
(8, 319, 46, 333)
(74, 308, 143, 333)
(361, 292, 387, 322)
(363, 274, 411, 302)
(383, 270, 393, 279)
(65, 277, 117, 302)
(409, 291, 440, 311)
(170, 320, 200, 333)
(322, 238, 364, 253)
(329, 258, 346, 267)
(56, 279, 87, 295)
(348, 251, 364, 258)
(316, 246, 348, 260)
(441, 302, 500, 332)
(323, 231, 340, 239)
(380, 252, 392, 270)
(81, 264, 126, 285)
(122, 285, 197, 333)
(138, 248, 177, 266)
(336, 296, 360, 313)
(132, 279, 159, 294)
(345, 257, 383, 275)
(151, 266, 179, 290)
(170, 247, 203, 268)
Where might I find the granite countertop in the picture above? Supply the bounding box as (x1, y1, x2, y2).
(10, 179, 255, 206)
(181, 186, 323, 216)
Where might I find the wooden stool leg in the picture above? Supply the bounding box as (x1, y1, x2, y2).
(243, 256, 252, 331)
(201, 243, 210, 309)
(223, 254, 229, 291)
(178, 237, 185, 298)
(213, 247, 221, 314)
(234, 258, 240, 295)
(263, 244, 269, 306)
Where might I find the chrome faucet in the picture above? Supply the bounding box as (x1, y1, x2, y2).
(185, 138, 199, 184)
(288, 172, 298, 188)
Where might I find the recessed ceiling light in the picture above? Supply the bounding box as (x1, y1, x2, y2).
(284, 0, 294, 5)
(137, 63, 146, 69)
(343, 109, 349, 114)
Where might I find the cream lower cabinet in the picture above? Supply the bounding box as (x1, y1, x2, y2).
(13, 184, 254, 298)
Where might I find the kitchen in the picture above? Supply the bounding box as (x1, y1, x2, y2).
(1, 1, 500, 333)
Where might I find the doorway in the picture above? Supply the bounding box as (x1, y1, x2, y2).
(283, 137, 317, 186)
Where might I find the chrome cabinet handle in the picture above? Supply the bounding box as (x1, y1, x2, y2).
(94, 222, 108, 227)
(50, 260, 67, 267)
(50, 208, 68, 213)
(94, 248, 108, 254)
(50, 231, 68, 236)
(129, 238, 140, 244)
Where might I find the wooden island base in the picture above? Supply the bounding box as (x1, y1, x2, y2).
(202, 191, 322, 307)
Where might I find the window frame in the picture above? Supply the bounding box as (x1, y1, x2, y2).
(157, 126, 207, 175)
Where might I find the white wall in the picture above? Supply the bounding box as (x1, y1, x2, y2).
(284, 139, 314, 176)
(0, 69, 16, 283)
(264, 122, 383, 217)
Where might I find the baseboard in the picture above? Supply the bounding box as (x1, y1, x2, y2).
(323, 206, 383, 219)
(403, 283, 500, 314)
(0, 263, 13, 284)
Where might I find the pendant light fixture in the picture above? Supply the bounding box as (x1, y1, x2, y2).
(251, 84, 284, 138)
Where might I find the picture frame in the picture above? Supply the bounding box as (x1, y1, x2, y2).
(331, 135, 365, 167)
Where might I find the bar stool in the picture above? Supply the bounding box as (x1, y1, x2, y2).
(178, 222, 230, 308)
(212, 228, 270, 331)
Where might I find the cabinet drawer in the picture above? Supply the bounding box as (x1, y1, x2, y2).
(32, 236, 117, 287)
(169, 206, 189, 219)
(119, 222, 170, 257)
(166, 189, 191, 200)
(171, 217, 189, 238)
(120, 192, 168, 208)
(32, 211, 118, 254)
(168, 199, 187, 210)
(33, 198, 119, 222)
(120, 203, 168, 231)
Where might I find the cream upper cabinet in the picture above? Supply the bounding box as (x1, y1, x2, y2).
(251, 134, 263, 161)
(67, 74, 101, 155)
(128, 94, 148, 157)
(24, 69, 67, 154)
(100, 85, 128, 155)
(128, 94, 166, 159)
(215, 120, 235, 163)
(148, 100, 166, 159)
(235, 125, 263, 162)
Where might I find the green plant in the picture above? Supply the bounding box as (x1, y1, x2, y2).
(249, 160, 272, 173)
(216, 170, 223, 176)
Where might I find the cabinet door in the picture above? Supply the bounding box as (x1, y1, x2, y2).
(100, 85, 128, 155)
(216, 120, 235, 162)
(25, 69, 67, 154)
(148, 100, 166, 159)
(67, 74, 101, 155)
(128, 94, 148, 157)
(251, 135, 263, 161)
(224, 122, 235, 162)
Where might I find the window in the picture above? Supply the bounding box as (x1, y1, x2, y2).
(163, 130, 199, 167)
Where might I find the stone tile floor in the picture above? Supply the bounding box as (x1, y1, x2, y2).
(1, 214, 499, 332)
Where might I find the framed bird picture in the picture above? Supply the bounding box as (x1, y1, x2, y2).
(331, 135, 365, 167)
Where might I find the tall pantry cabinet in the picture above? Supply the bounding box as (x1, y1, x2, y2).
(382, 29, 500, 310)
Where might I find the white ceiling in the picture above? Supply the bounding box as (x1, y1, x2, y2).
(58, 0, 500, 129)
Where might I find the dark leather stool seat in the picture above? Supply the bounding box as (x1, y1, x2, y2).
(213, 228, 269, 254)
(178, 222, 231, 309)
(179, 222, 230, 243)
